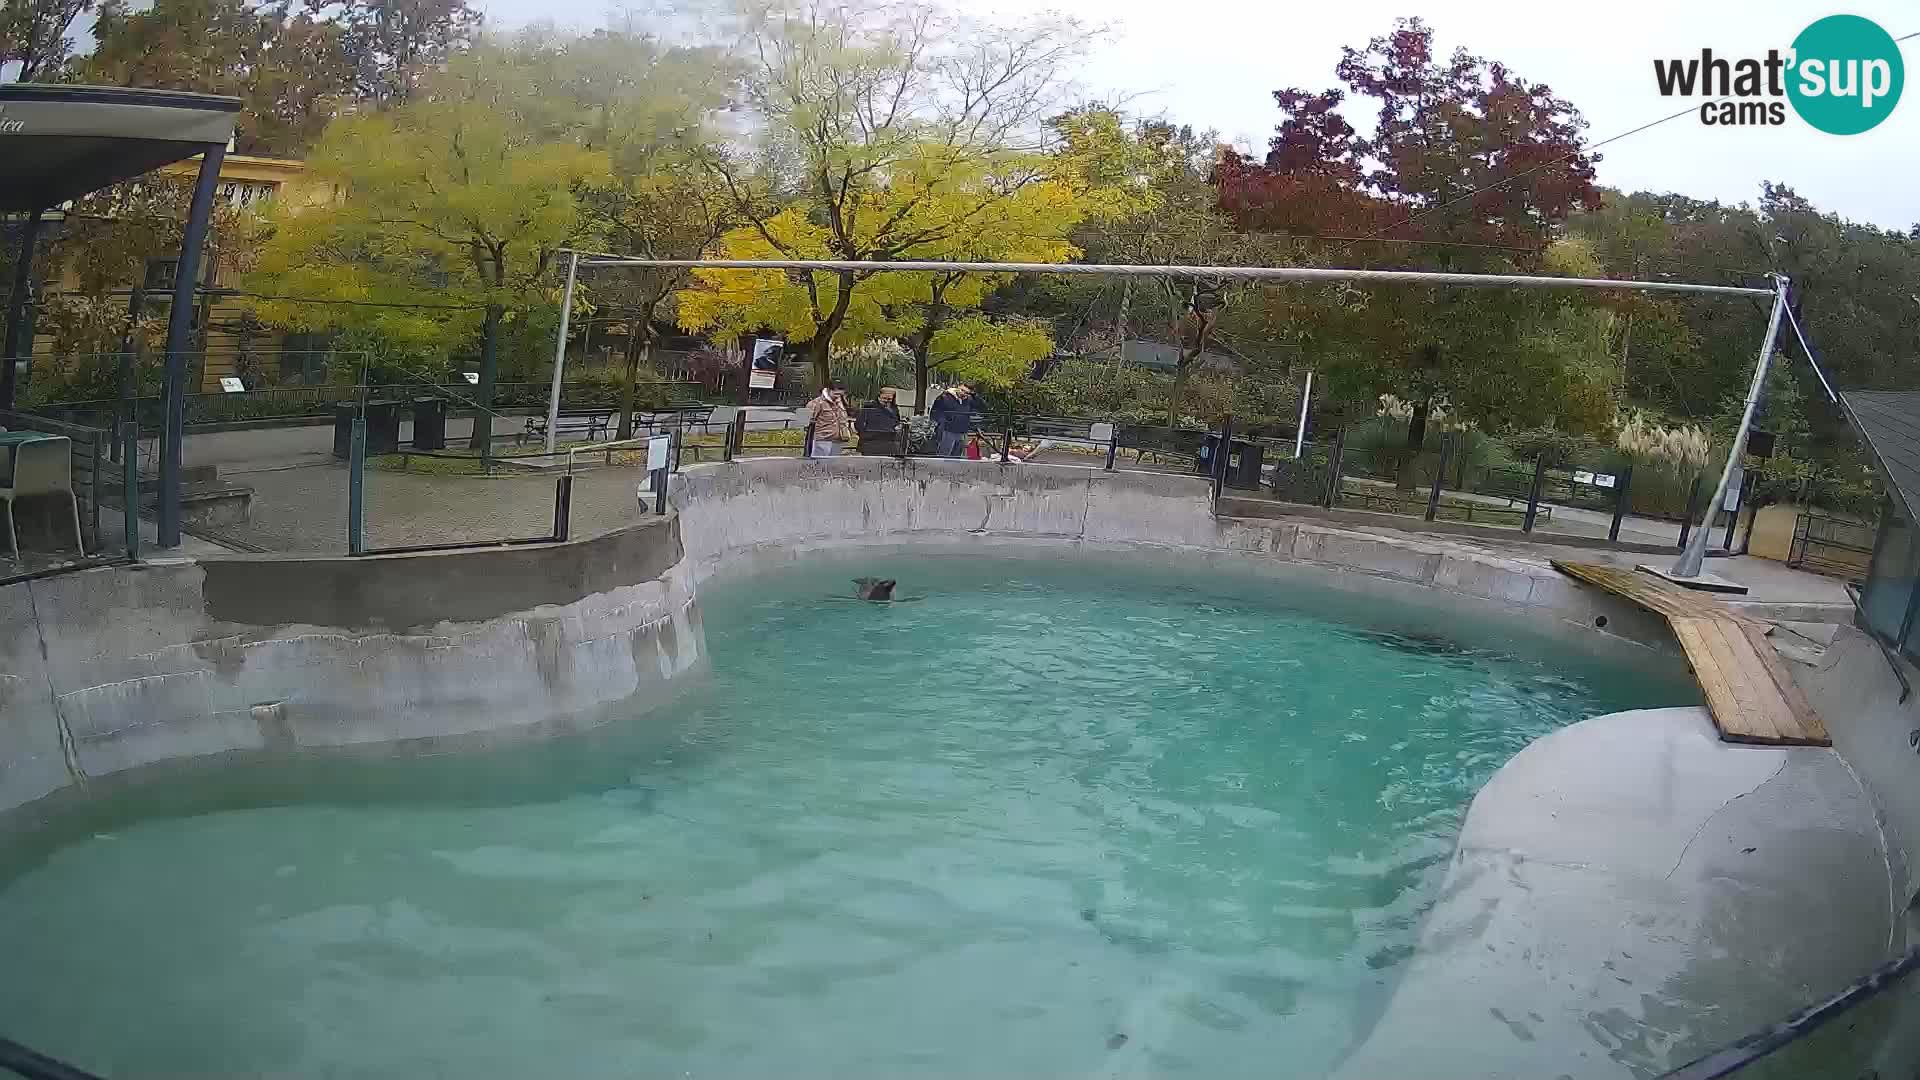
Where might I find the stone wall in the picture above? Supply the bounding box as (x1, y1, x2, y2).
(0, 518, 704, 816)
(670, 456, 1676, 652)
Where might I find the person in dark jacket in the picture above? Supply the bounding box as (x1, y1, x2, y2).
(856, 388, 903, 456)
(930, 384, 980, 457)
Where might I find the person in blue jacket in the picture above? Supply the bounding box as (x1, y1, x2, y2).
(929, 384, 980, 457)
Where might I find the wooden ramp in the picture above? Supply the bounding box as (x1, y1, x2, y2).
(1552, 561, 1830, 747)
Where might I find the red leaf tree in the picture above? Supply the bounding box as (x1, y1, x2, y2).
(1217, 19, 1608, 474)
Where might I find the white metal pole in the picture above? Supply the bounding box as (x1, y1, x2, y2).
(1670, 274, 1789, 578)
(1294, 370, 1313, 460)
(572, 256, 1774, 298)
(543, 251, 580, 456)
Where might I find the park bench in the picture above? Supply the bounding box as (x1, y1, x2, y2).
(1115, 423, 1208, 467)
(634, 404, 717, 435)
(518, 409, 612, 447)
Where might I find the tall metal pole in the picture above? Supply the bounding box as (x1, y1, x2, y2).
(1293, 369, 1313, 460)
(157, 143, 226, 549)
(543, 251, 580, 455)
(1, 207, 44, 412)
(1670, 275, 1788, 578)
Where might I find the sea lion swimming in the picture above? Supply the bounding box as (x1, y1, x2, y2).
(853, 577, 897, 601)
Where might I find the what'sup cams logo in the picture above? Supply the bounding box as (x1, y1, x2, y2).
(1653, 14, 1904, 134)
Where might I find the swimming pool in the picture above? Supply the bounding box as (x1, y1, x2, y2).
(0, 551, 1696, 1078)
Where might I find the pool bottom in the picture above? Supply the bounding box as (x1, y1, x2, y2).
(0, 552, 1697, 1078)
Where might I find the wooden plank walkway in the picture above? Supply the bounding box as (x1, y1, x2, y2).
(1552, 561, 1830, 747)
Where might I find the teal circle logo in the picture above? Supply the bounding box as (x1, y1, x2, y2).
(1787, 15, 1904, 135)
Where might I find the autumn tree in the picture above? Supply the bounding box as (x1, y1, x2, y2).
(0, 0, 90, 80)
(677, 0, 1089, 390)
(340, 0, 481, 107)
(1217, 18, 1607, 477)
(77, 0, 358, 156)
(245, 37, 607, 451)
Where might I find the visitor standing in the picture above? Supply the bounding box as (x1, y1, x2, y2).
(930, 384, 979, 457)
(807, 381, 853, 457)
(856, 387, 903, 456)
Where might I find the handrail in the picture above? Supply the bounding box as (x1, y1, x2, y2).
(0, 1035, 104, 1080)
(1657, 945, 1920, 1079)
(1844, 583, 1911, 704)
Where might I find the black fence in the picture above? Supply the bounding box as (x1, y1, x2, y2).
(1790, 509, 1874, 582)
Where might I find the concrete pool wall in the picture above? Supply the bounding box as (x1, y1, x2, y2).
(670, 456, 1678, 655)
(0, 517, 704, 817)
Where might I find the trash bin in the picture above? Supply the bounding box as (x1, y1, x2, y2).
(411, 397, 447, 450)
(332, 401, 404, 458)
(1198, 435, 1265, 489)
(364, 399, 402, 454)
(331, 404, 355, 459)
(1227, 440, 1264, 489)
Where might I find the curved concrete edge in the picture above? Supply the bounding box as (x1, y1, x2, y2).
(1334, 707, 1895, 1080)
(0, 519, 707, 819)
(670, 457, 1680, 657)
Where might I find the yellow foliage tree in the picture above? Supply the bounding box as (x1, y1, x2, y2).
(677, 1, 1098, 395)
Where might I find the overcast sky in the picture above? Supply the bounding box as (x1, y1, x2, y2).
(475, 0, 1919, 232)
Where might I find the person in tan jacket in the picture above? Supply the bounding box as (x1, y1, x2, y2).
(806, 381, 854, 457)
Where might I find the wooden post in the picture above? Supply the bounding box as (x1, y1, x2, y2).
(1522, 456, 1548, 533)
(1677, 475, 1703, 551)
(347, 415, 366, 555)
(1608, 465, 1634, 542)
(1323, 428, 1346, 508)
(1425, 436, 1453, 521)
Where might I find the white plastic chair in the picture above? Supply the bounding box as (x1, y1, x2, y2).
(2, 435, 85, 563)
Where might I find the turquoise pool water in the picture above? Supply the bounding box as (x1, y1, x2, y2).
(0, 552, 1694, 1078)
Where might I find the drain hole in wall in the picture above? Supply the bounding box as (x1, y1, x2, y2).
(1594, 615, 1609, 630)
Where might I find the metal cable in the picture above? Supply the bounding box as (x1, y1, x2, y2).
(570, 257, 1774, 297)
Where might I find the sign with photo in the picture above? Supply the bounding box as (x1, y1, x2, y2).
(750, 339, 782, 389)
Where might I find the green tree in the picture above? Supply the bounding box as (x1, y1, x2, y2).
(245, 38, 608, 450)
(76, 0, 358, 156)
(340, 0, 481, 107)
(0, 0, 91, 80)
(566, 28, 739, 438)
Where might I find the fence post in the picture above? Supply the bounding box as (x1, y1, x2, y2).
(721, 413, 736, 463)
(802, 421, 815, 458)
(1105, 425, 1118, 470)
(1522, 456, 1547, 532)
(120, 420, 139, 558)
(999, 424, 1013, 464)
(1722, 471, 1749, 551)
(653, 466, 668, 515)
(731, 412, 748, 459)
(1323, 427, 1346, 508)
(1677, 474, 1702, 551)
(87, 436, 102, 553)
(670, 423, 684, 473)
(895, 420, 909, 460)
(1211, 415, 1234, 513)
(552, 473, 573, 542)
(1608, 465, 1634, 542)
(347, 415, 366, 556)
(1425, 435, 1453, 522)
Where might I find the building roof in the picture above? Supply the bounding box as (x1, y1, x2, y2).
(1840, 390, 1920, 519)
(0, 84, 241, 212)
